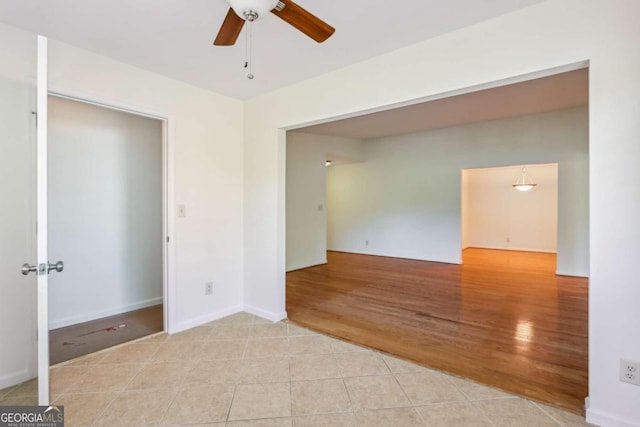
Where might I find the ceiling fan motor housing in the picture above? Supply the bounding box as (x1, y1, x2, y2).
(227, 0, 279, 21)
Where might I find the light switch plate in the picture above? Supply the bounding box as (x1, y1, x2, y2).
(177, 204, 186, 218)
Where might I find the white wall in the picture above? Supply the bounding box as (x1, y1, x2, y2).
(286, 132, 363, 271)
(48, 96, 163, 329)
(0, 21, 244, 387)
(0, 26, 37, 389)
(462, 164, 558, 253)
(327, 109, 584, 272)
(243, 1, 640, 424)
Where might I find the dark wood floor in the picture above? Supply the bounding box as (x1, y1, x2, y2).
(286, 249, 588, 415)
(49, 304, 163, 365)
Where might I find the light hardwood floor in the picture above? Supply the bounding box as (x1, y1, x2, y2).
(286, 249, 589, 415)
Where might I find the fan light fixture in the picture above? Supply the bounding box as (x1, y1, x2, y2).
(512, 167, 537, 192)
(225, 0, 279, 80)
(228, 0, 278, 21)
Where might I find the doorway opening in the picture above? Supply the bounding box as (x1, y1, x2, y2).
(461, 163, 560, 273)
(47, 95, 167, 364)
(285, 67, 589, 414)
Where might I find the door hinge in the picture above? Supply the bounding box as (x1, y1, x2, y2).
(166, 236, 170, 243)
(32, 111, 37, 128)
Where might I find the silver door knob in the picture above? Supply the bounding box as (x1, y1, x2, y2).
(21, 263, 38, 276)
(48, 261, 64, 273)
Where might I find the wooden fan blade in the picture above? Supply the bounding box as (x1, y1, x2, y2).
(271, 0, 335, 43)
(214, 8, 245, 46)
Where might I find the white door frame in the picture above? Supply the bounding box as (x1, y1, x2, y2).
(45, 88, 176, 336)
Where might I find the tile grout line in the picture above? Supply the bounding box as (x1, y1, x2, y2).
(86, 393, 121, 427)
(240, 323, 251, 360)
(287, 322, 294, 420)
(467, 399, 500, 427)
(333, 340, 358, 422)
(157, 341, 203, 424)
(532, 401, 567, 426)
(341, 375, 359, 425)
(447, 372, 498, 427)
(229, 322, 253, 420)
(226, 316, 257, 422)
(154, 382, 183, 426)
(411, 400, 430, 426)
(225, 383, 239, 423)
(56, 357, 98, 396)
(389, 370, 417, 413)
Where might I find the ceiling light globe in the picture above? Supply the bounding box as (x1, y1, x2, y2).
(228, 0, 278, 20)
(514, 184, 535, 192)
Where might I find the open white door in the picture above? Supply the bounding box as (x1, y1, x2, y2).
(0, 29, 56, 405)
(36, 35, 51, 406)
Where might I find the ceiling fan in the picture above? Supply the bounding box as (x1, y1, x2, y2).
(213, 0, 335, 46)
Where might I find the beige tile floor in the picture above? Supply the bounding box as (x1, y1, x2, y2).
(0, 312, 595, 426)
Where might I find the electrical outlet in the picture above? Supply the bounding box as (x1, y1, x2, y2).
(205, 282, 213, 296)
(620, 359, 640, 385)
(365, 240, 369, 246)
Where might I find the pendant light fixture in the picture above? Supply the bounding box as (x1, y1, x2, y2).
(512, 167, 537, 192)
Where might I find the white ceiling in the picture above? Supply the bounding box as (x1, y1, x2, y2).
(0, 0, 544, 100)
(294, 68, 589, 140)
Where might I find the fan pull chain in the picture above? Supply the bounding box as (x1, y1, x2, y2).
(244, 20, 254, 80)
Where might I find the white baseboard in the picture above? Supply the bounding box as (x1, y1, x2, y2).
(330, 249, 461, 266)
(587, 407, 640, 427)
(169, 304, 244, 334)
(465, 245, 556, 253)
(286, 260, 327, 273)
(49, 297, 163, 330)
(555, 268, 589, 278)
(243, 304, 287, 322)
(0, 369, 31, 390)
(167, 304, 287, 335)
